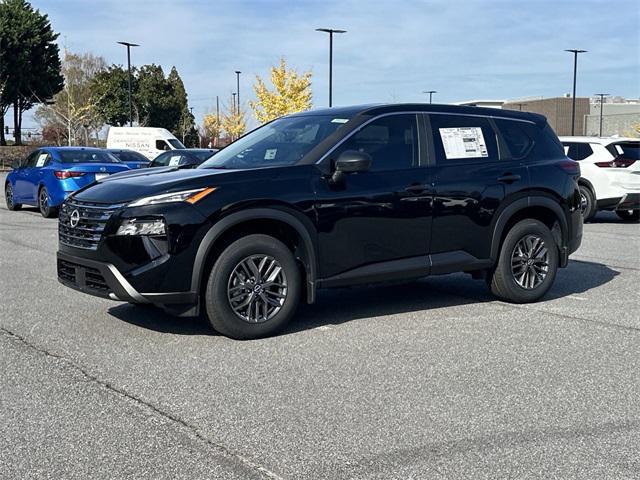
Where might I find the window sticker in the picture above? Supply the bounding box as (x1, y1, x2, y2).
(168, 155, 182, 166)
(264, 148, 277, 160)
(331, 118, 349, 124)
(439, 127, 488, 159)
(35, 153, 48, 167)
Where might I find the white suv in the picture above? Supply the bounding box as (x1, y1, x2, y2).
(560, 137, 640, 222)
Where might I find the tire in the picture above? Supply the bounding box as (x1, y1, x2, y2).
(616, 209, 640, 222)
(487, 219, 559, 303)
(578, 184, 596, 222)
(5, 183, 21, 211)
(38, 186, 58, 218)
(204, 234, 301, 340)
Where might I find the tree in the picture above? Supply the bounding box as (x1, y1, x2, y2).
(250, 57, 312, 124)
(34, 51, 107, 146)
(221, 95, 246, 141)
(136, 64, 182, 131)
(0, 0, 63, 145)
(167, 66, 196, 145)
(90, 65, 132, 127)
(202, 112, 222, 147)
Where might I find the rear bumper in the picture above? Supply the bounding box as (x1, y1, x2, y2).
(617, 192, 640, 211)
(57, 251, 198, 314)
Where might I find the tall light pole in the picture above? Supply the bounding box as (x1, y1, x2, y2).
(316, 28, 346, 107)
(594, 93, 609, 137)
(117, 41, 139, 127)
(422, 90, 437, 104)
(565, 49, 587, 136)
(232, 93, 237, 115)
(235, 71, 241, 114)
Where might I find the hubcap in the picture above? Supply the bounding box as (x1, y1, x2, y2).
(579, 191, 588, 214)
(227, 255, 287, 323)
(6, 185, 13, 208)
(39, 189, 49, 214)
(511, 234, 550, 290)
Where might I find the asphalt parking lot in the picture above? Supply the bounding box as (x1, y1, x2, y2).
(1, 173, 639, 479)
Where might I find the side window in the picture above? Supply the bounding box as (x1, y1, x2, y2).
(35, 152, 50, 168)
(24, 151, 40, 168)
(155, 140, 170, 151)
(430, 114, 498, 163)
(494, 119, 534, 159)
(566, 143, 593, 161)
(332, 114, 419, 171)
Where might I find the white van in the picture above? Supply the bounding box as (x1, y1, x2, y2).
(106, 127, 186, 160)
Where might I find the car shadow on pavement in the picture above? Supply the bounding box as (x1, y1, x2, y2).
(107, 259, 619, 337)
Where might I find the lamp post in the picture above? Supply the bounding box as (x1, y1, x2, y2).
(232, 93, 237, 115)
(117, 41, 140, 127)
(422, 90, 437, 104)
(235, 71, 241, 114)
(316, 28, 347, 107)
(594, 93, 609, 137)
(565, 49, 587, 136)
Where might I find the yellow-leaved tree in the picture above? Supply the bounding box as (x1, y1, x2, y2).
(250, 57, 312, 123)
(221, 95, 246, 142)
(202, 112, 222, 146)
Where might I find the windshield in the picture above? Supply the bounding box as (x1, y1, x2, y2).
(112, 151, 149, 162)
(200, 115, 352, 169)
(59, 151, 121, 163)
(168, 139, 186, 149)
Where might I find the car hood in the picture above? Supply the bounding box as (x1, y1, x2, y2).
(73, 167, 242, 204)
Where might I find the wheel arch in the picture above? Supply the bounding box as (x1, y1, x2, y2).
(191, 207, 318, 304)
(490, 197, 569, 265)
(578, 177, 596, 198)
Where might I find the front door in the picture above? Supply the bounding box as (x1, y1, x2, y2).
(14, 150, 41, 202)
(313, 113, 433, 283)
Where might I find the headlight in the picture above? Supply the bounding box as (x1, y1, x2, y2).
(116, 218, 166, 236)
(128, 187, 216, 207)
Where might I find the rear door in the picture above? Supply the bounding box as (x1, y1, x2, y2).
(427, 114, 529, 269)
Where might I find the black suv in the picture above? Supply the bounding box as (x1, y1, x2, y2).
(57, 104, 582, 339)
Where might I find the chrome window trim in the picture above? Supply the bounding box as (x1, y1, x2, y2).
(316, 110, 536, 165)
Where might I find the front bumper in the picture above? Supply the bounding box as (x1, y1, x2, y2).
(57, 251, 199, 315)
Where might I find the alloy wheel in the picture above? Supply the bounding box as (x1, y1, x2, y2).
(579, 191, 588, 215)
(227, 254, 288, 323)
(39, 188, 49, 216)
(510, 234, 550, 290)
(5, 185, 13, 209)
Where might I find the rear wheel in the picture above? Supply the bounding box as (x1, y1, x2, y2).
(578, 184, 596, 222)
(204, 234, 301, 340)
(5, 183, 21, 211)
(487, 219, 559, 303)
(38, 186, 58, 218)
(616, 209, 639, 222)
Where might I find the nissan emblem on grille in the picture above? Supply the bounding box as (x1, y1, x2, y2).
(69, 209, 80, 228)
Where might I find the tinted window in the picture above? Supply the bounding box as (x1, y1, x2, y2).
(609, 141, 640, 160)
(564, 142, 593, 161)
(495, 119, 534, 159)
(201, 114, 352, 170)
(156, 140, 170, 151)
(58, 150, 120, 163)
(431, 114, 498, 163)
(193, 150, 217, 161)
(331, 114, 419, 171)
(151, 152, 173, 167)
(24, 151, 40, 167)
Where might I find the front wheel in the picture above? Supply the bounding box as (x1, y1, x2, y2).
(204, 234, 301, 340)
(487, 219, 559, 303)
(578, 184, 596, 221)
(616, 209, 639, 222)
(38, 187, 58, 218)
(5, 183, 21, 211)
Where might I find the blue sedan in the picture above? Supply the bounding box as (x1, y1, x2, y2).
(4, 147, 131, 218)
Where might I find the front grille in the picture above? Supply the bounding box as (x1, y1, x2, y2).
(57, 258, 111, 296)
(59, 199, 123, 250)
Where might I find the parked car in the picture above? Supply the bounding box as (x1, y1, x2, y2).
(4, 147, 130, 218)
(560, 136, 640, 221)
(105, 149, 151, 169)
(148, 149, 219, 168)
(57, 104, 582, 339)
(106, 127, 186, 160)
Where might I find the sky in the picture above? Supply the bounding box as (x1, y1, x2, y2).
(10, 0, 640, 132)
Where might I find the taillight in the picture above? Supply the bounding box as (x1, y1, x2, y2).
(558, 159, 580, 175)
(54, 171, 85, 179)
(595, 157, 636, 168)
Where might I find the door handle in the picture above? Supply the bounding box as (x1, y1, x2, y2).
(497, 174, 521, 184)
(404, 184, 430, 193)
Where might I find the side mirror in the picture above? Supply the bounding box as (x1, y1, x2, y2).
(335, 150, 371, 173)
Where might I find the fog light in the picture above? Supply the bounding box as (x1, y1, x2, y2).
(116, 219, 166, 236)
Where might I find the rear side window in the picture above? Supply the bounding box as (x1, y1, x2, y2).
(430, 114, 498, 163)
(332, 114, 419, 171)
(608, 142, 640, 160)
(564, 142, 593, 161)
(494, 119, 534, 159)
